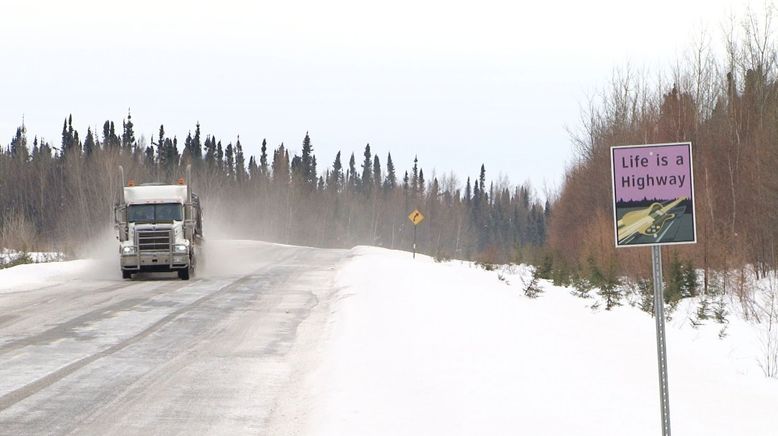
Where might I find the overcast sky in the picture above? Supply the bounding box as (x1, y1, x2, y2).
(0, 0, 754, 196)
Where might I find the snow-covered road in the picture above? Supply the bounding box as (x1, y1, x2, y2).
(0, 240, 345, 435)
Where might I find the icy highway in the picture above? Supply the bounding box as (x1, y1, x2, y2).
(0, 241, 345, 435)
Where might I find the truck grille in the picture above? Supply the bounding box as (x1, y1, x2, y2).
(137, 230, 172, 251)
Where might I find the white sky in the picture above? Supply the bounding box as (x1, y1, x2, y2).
(0, 0, 755, 195)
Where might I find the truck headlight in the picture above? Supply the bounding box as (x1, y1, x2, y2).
(173, 244, 188, 254)
(121, 246, 137, 255)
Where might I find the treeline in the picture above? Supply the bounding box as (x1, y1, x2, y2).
(0, 114, 547, 262)
(547, 7, 778, 295)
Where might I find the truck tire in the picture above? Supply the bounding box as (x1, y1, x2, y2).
(178, 268, 190, 280)
(122, 270, 132, 280)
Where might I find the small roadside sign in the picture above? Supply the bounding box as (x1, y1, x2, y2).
(611, 142, 696, 247)
(408, 209, 424, 225)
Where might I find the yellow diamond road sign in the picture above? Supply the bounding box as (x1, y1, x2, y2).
(408, 209, 424, 225)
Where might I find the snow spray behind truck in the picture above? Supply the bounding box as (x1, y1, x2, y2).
(114, 165, 203, 280)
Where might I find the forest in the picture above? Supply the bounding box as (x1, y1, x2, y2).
(547, 6, 778, 304)
(0, 115, 547, 264)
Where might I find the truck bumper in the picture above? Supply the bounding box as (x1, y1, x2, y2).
(121, 252, 189, 272)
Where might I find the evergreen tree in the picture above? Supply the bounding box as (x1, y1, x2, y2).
(330, 151, 343, 192)
(102, 121, 112, 150)
(373, 155, 382, 192)
(144, 146, 155, 167)
(193, 122, 202, 160)
(183, 132, 193, 162)
(301, 132, 316, 188)
(216, 141, 224, 172)
(347, 152, 358, 191)
(418, 168, 425, 199)
(235, 138, 246, 183)
(156, 125, 166, 167)
(83, 127, 95, 157)
(225, 142, 235, 179)
(248, 155, 258, 180)
(122, 110, 136, 153)
(311, 155, 318, 187)
(385, 152, 396, 190)
(61, 116, 75, 155)
(361, 143, 372, 194)
(272, 143, 290, 186)
(10, 124, 29, 162)
(163, 138, 178, 170)
(479, 164, 487, 203)
(259, 138, 269, 177)
(204, 136, 216, 167)
(411, 156, 419, 194)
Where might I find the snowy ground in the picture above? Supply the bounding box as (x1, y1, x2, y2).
(303, 247, 778, 436)
(1, 243, 776, 435)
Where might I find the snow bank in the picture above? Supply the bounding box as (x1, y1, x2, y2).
(307, 246, 778, 436)
(0, 248, 65, 265)
(0, 254, 118, 293)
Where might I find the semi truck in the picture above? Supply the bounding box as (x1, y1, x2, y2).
(114, 166, 203, 280)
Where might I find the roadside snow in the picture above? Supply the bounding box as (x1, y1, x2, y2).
(0, 249, 65, 265)
(0, 256, 119, 293)
(306, 246, 778, 436)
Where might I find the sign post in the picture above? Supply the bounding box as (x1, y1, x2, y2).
(611, 142, 696, 436)
(408, 209, 424, 259)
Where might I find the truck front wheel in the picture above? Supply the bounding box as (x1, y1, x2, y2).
(122, 270, 132, 280)
(178, 268, 190, 280)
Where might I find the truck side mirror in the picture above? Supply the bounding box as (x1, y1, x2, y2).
(114, 204, 126, 225)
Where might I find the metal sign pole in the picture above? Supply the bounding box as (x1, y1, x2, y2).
(652, 245, 671, 436)
(413, 225, 417, 259)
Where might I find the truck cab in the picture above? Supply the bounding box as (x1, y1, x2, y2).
(115, 179, 202, 280)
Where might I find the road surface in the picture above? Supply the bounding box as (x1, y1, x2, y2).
(0, 240, 346, 435)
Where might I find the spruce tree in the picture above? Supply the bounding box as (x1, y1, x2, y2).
(102, 121, 112, 150)
(259, 138, 269, 178)
(248, 155, 258, 181)
(418, 168, 425, 199)
(156, 125, 166, 167)
(330, 151, 343, 191)
(183, 132, 193, 162)
(301, 132, 315, 188)
(373, 155, 382, 192)
(479, 164, 487, 203)
(361, 144, 372, 193)
(109, 121, 118, 149)
(225, 143, 235, 179)
(170, 137, 179, 166)
(235, 137, 246, 183)
(193, 122, 202, 160)
(144, 146, 155, 167)
(348, 152, 358, 191)
(411, 156, 419, 194)
(216, 141, 224, 172)
(10, 124, 29, 162)
(122, 111, 136, 153)
(204, 136, 216, 167)
(385, 152, 396, 190)
(83, 127, 95, 157)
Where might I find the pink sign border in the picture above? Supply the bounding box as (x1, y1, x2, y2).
(610, 142, 697, 248)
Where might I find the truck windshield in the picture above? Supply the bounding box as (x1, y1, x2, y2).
(128, 203, 183, 223)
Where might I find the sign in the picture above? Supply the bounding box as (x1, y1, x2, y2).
(611, 142, 696, 247)
(408, 209, 424, 225)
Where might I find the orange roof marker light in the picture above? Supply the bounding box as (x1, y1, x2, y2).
(128, 179, 136, 187)
(177, 177, 186, 185)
